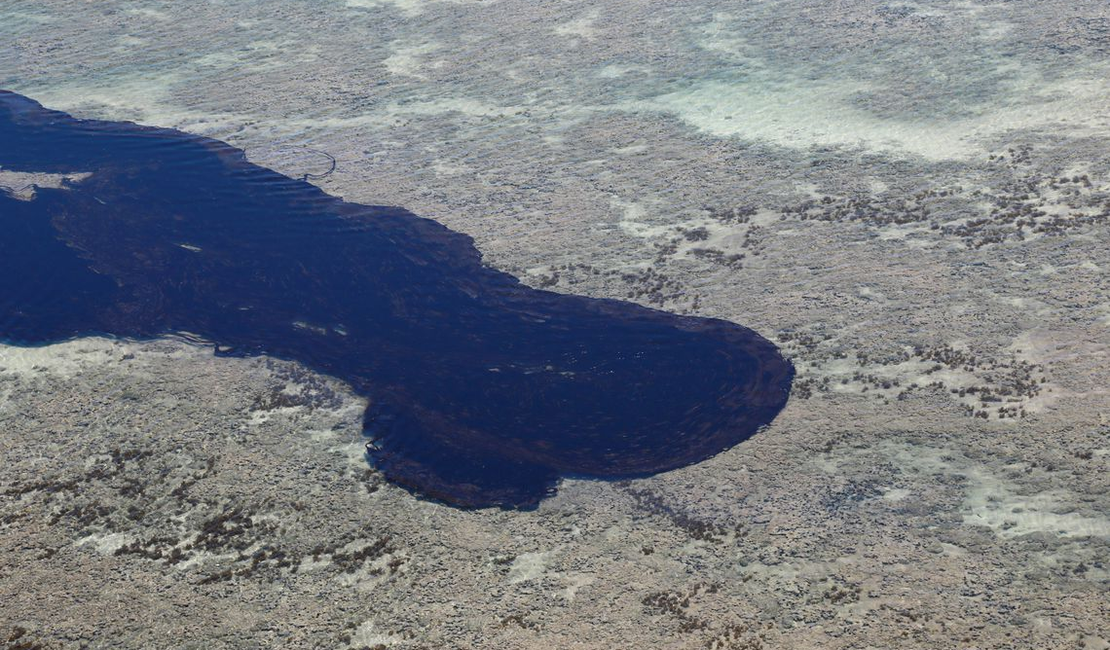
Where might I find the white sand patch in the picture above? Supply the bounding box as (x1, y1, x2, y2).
(193, 40, 304, 73)
(123, 7, 171, 21)
(597, 64, 646, 79)
(285, 97, 541, 131)
(881, 488, 911, 502)
(175, 547, 249, 572)
(345, 0, 498, 17)
(0, 170, 91, 200)
(113, 35, 147, 52)
(611, 143, 648, 155)
(12, 74, 243, 137)
(297, 554, 333, 572)
(554, 12, 600, 40)
(336, 438, 373, 471)
(507, 550, 555, 584)
(559, 572, 594, 601)
(627, 78, 926, 158)
(797, 338, 1051, 420)
(430, 158, 470, 177)
(697, 13, 767, 67)
(248, 511, 283, 526)
(1096, 304, 1110, 327)
(737, 552, 862, 592)
(308, 428, 339, 442)
(246, 406, 303, 426)
(0, 338, 136, 379)
(937, 542, 967, 557)
(0, 8, 56, 26)
(887, 443, 1110, 539)
(1006, 330, 1078, 413)
(75, 531, 135, 555)
(611, 201, 774, 259)
(611, 198, 671, 238)
(349, 620, 405, 647)
(167, 94, 586, 144)
(626, 64, 1110, 159)
(876, 223, 932, 241)
(962, 467, 1110, 539)
(384, 42, 441, 79)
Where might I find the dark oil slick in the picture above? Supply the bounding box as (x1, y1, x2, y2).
(0, 91, 793, 509)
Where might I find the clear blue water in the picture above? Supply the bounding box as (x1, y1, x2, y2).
(0, 90, 793, 508)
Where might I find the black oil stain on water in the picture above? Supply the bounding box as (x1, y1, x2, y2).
(0, 91, 793, 509)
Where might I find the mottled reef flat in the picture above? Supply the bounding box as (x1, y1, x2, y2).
(2, 0, 1109, 647)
